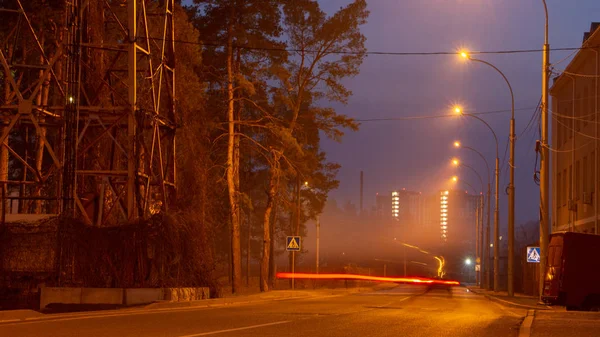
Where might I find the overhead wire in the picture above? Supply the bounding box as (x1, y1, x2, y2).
(142, 36, 588, 57)
(354, 107, 535, 122)
(552, 69, 600, 78)
(541, 140, 594, 153)
(550, 48, 580, 67)
(551, 108, 600, 141)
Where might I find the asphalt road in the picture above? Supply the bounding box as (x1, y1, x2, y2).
(0, 285, 531, 337)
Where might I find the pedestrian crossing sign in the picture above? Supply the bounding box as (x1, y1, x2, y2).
(526, 246, 541, 263)
(286, 236, 301, 251)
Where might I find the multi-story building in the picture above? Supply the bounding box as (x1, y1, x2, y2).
(375, 189, 423, 225)
(551, 22, 600, 234)
(375, 193, 392, 218)
(438, 190, 480, 247)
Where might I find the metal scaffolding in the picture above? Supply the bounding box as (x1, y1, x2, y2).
(0, 0, 176, 225)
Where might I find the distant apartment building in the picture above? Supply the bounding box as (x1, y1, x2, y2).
(391, 189, 422, 225)
(375, 189, 422, 225)
(551, 22, 600, 234)
(375, 193, 392, 218)
(439, 190, 480, 247)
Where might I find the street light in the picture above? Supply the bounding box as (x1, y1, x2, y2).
(451, 158, 484, 192)
(453, 109, 500, 293)
(539, 0, 551, 302)
(302, 182, 320, 274)
(459, 51, 515, 296)
(465, 258, 472, 266)
(454, 141, 492, 291)
(451, 157, 485, 287)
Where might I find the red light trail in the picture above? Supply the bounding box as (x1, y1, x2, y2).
(276, 272, 460, 286)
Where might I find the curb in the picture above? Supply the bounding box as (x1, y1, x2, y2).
(519, 309, 535, 337)
(468, 288, 552, 311)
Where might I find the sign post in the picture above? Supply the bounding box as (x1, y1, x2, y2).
(286, 236, 301, 290)
(526, 247, 541, 263)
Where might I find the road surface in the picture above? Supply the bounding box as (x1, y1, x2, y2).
(0, 285, 563, 337)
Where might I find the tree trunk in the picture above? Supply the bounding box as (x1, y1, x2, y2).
(268, 194, 278, 288)
(260, 152, 280, 292)
(246, 210, 250, 287)
(226, 9, 241, 294)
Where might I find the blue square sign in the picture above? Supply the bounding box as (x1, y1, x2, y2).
(526, 247, 541, 263)
(286, 236, 301, 252)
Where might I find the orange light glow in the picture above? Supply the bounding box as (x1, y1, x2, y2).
(460, 51, 469, 59)
(452, 176, 458, 182)
(454, 106, 462, 115)
(452, 159, 459, 166)
(454, 141, 461, 148)
(276, 272, 460, 286)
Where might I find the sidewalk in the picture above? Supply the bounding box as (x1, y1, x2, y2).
(467, 286, 553, 310)
(0, 309, 44, 323)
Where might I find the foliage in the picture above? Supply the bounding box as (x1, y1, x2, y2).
(1, 0, 369, 296)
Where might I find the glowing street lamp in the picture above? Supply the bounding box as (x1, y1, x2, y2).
(452, 176, 458, 182)
(459, 49, 516, 296)
(465, 258, 472, 266)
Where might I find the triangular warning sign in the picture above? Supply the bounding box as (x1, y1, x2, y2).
(287, 237, 299, 249)
(528, 249, 540, 261)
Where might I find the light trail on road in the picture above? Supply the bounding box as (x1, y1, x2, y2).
(276, 272, 460, 285)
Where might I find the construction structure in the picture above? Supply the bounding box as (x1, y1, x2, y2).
(0, 0, 176, 224)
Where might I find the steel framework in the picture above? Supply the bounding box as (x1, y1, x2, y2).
(0, 0, 176, 225)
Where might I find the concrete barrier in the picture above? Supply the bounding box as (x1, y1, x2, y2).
(124, 288, 162, 306)
(40, 287, 81, 310)
(164, 287, 210, 301)
(81, 288, 123, 305)
(40, 287, 210, 309)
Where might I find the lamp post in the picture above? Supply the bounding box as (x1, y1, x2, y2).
(452, 158, 485, 286)
(453, 176, 482, 286)
(300, 181, 320, 274)
(454, 141, 492, 289)
(454, 142, 492, 290)
(539, 0, 550, 301)
(459, 51, 515, 296)
(454, 107, 501, 292)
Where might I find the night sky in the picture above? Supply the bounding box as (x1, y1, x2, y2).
(318, 0, 600, 226)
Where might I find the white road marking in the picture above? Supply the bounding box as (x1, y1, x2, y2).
(178, 320, 291, 336)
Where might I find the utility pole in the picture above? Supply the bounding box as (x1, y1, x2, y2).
(360, 171, 364, 214)
(485, 183, 491, 290)
(475, 201, 480, 286)
(539, 0, 550, 300)
(316, 215, 320, 274)
(508, 115, 515, 297)
(403, 225, 407, 276)
(494, 158, 500, 291)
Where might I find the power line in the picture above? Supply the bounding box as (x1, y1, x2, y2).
(354, 107, 536, 122)
(143, 36, 587, 57)
(518, 98, 541, 139)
